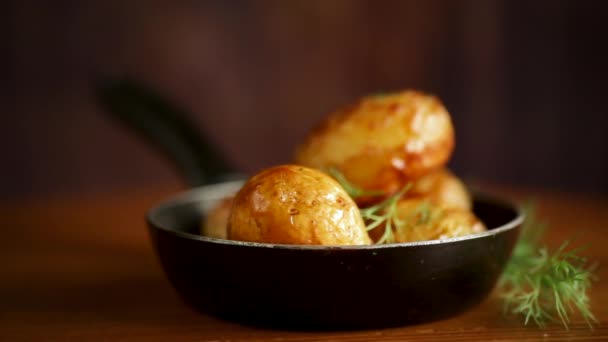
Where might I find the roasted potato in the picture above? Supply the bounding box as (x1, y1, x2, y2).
(353, 168, 472, 209)
(408, 168, 471, 210)
(201, 197, 233, 239)
(295, 90, 454, 194)
(228, 165, 371, 245)
(369, 198, 486, 243)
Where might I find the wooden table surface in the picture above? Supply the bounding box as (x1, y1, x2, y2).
(2, 185, 607, 341)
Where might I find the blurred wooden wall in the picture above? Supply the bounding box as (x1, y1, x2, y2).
(3, 0, 608, 198)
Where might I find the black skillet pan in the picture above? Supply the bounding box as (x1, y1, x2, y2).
(98, 79, 523, 330)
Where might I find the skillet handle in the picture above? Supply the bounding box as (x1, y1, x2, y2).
(96, 78, 235, 187)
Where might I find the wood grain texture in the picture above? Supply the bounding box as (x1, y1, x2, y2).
(1, 186, 607, 341)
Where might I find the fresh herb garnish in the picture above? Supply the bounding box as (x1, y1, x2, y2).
(359, 184, 411, 244)
(498, 203, 597, 329)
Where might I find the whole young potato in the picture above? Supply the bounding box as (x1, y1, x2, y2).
(295, 90, 454, 194)
(408, 168, 471, 211)
(369, 198, 486, 243)
(228, 165, 371, 245)
(353, 168, 472, 210)
(201, 197, 233, 239)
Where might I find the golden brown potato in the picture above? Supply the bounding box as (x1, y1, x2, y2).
(201, 197, 233, 239)
(369, 198, 486, 243)
(295, 90, 454, 194)
(353, 168, 472, 210)
(228, 165, 371, 245)
(408, 168, 471, 210)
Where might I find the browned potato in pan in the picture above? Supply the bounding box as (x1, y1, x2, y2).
(228, 165, 371, 245)
(408, 168, 471, 210)
(353, 168, 472, 210)
(295, 90, 454, 194)
(369, 198, 486, 243)
(201, 197, 233, 239)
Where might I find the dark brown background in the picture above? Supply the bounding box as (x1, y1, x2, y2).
(4, 0, 608, 199)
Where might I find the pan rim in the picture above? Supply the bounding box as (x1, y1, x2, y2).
(146, 180, 524, 250)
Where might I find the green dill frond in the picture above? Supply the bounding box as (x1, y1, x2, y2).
(359, 184, 411, 244)
(498, 203, 597, 329)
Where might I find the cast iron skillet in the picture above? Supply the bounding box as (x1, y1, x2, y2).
(98, 79, 523, 330)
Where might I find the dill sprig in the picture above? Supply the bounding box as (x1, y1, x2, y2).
(359, 184, 411, 244)
(498, 203, 597, 329)
(328, 168, 428, 244)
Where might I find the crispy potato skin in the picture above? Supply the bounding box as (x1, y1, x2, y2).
(201, 197, 233, 239)
(355, 168, 472, 210)
(295, 91, 454, 194)
(409, 168, 471, 210)
(228, 165, 371, 245)
(369, 198, 486, 243)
